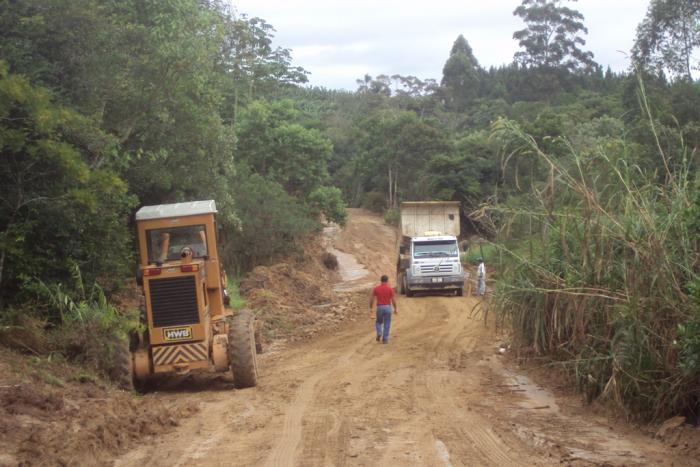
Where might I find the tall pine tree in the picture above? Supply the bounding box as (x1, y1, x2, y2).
(440, 35, 482, 111)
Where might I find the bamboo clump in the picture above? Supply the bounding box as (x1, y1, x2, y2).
(488, 109, 699, 420)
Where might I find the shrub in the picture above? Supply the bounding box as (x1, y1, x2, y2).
(321, 252, 339, 270)
(360, 191, 385, 213)
(464, 243, 497, 264)
(308, 186, 348, 226)
(383, 208, 400, 226)
(225, 170, 319, 272)
(17, 266, 138, 385)
(225, 276, 247, 310)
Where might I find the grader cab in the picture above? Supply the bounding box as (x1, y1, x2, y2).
(127, 200, 258, 390)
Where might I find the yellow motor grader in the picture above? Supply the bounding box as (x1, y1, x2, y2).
(124, 200, 258, 390)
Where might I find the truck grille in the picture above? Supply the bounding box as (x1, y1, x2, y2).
(419, 264, 454, 273)
(148, 276, 199, 327)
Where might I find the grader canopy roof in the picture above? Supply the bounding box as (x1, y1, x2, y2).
(135, 200, 217, 221)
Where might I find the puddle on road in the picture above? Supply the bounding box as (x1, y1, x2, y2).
(434, 440, 454, 467)
(323, 224, 372, 292)
(496, 364, 647, 464)
(501, 369, 560, 413)
(327, 246, 368, 282)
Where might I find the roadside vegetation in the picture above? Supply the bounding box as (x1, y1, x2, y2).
(492, 115, 699, 420)
(0, 0, 699, 421)
(0, 0, 344, 378)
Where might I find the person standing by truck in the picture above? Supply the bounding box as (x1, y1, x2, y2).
(476, 258, 486, 296)
(369, 275, 398, 344)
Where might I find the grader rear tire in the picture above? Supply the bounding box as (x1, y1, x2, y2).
(228, 309, 258, 389)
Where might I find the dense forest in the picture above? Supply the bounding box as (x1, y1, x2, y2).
(0, 0, 699, 420)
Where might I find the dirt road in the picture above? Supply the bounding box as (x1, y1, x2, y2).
(115, 210, 696, 466)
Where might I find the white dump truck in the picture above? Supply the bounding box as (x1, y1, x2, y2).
(396, 201, 466, 297)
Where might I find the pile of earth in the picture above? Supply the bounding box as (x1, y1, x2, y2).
(240, 240, 366, 344)
(0, 349, 195, 466)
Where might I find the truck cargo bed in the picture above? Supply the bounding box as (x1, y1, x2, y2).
(400, 201, 461, 237)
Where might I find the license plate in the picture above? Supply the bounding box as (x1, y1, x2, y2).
(431, 277, 443, 283)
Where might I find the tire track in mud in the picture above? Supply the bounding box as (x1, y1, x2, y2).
(294, 336, 398, 466)
(408, 295, 526, 467)
(263, 334, 370, 467)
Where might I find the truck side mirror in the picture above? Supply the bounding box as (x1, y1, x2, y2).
(399, 246, 407, 255)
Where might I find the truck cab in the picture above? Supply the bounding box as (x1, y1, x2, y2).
(406, 235, 465, 295)
(396, 201, 466, 297)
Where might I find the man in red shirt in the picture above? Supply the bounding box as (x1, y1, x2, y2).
(369, 275, 398, 344)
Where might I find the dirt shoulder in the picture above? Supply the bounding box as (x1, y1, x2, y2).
(0, 348, 197, 466)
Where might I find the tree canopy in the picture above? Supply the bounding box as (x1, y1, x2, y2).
(440, 35, 483, 110)
(512, 0, 596, 71)
(0, 0, 338, 305)
(633, 0, 700, 80)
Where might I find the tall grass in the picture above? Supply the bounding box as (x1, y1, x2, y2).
(13, 264, 138, 383)
(489, 115, 700, 420)
(226, 276, 247, 310)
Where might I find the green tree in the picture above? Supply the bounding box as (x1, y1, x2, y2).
(235, 99, 332, 197)
(0, 62, 134, 300)
(224, 169, 317, 271)
(513, 0, 596, 71)
(633, 0, 700, 80)
(217, 12, 308, 126)
(355, 74, 392, 96)
(440, 35, 482, 110)
(307, 186, 348, 226)
(427, 130, 498, 204)
(354, 111, 450, 207)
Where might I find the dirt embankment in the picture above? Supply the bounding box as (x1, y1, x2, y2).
(239, 242, 353, 344)
(0, 350, 196, 466)
(239, 212, 397, 345)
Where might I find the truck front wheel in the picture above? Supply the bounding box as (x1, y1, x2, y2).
(405, 279, 414, 297)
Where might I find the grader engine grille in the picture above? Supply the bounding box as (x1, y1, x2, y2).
(149, 276, 199, 327)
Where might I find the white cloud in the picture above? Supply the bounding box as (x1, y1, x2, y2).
(231, 0, 650, 90)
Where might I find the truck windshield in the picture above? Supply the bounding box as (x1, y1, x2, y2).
(146, 225, 208, 263)
(413, 240, 458, 258)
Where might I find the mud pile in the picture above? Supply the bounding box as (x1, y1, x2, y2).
(0, 350, 195, 466)
(240, 241, 365, 343)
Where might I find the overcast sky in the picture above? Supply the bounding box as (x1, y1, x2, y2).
(230, 0, 650, 91)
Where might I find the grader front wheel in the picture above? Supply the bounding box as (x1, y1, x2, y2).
(228, 309, 258, 389)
